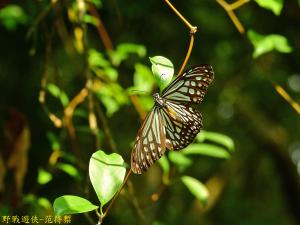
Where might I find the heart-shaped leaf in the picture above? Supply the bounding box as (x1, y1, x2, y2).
(89, 150, 126, 208)
(150, 56, 174, 90)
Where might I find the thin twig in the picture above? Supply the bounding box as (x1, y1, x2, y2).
(272, 83, 300, 115)
(103, 169, 133, 218)
(217, 0, 300, 116)
(88, 3, 114, 51)
(63, 87, 89, 158)
(38, 25, 63, 128)
(226, 9, 245, 34)
(178, 34, 195, 76)
(130, 95, 147, 120)
(164, 0, 197, 74)
(216, 0, 246, 34)
(229, 0, 250, 10)
(164, 0, 195, 31)
(126, 180, 146, 223)
(64, 88, 88, 120)
(94, 99, 118, 152)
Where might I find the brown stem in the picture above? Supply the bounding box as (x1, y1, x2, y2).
(130, 95, 147, 120)
(216, 0, 246, 34)
(103, 169, 133, 218)
(272, 83, 300, 115)
(88, 3, 114, 51)
(178, 34, 195, 76)
(163, 0, 197, 75)
(229, 0, 250, 10)
(164, 0, 195, 31)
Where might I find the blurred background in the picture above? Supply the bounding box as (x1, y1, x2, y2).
(0, 0, 300, 224)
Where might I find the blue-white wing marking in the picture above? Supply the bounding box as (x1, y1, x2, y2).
(131, 107, 166, 174)
(131, 65, 214, 174)
(162, 65, 214, 103)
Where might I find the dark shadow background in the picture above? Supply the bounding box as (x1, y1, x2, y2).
(0, 0, 300, 225)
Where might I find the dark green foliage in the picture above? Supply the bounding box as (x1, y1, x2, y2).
(0, 0, 299, 225)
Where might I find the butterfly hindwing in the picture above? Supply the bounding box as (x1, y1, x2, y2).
(161, 101, 202, 150)
(162, 65, 214, 104)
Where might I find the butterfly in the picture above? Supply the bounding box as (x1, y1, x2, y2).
(131, 64, 214, 174)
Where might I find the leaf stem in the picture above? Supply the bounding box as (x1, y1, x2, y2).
(229, 0, 250, 10)
(164, 0, 195, 31)
(87, 3, 114, 51)
(178, 34, 195, 76)
(163, 0, 197, 76)
(273, 83, 300, 115)
(103, 169, 133, 218)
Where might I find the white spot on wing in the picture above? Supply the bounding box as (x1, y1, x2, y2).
(189, 89, 195, 94)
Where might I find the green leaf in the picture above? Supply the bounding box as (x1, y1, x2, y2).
(37, 168, 52, 185)
(247, 30, 293, 58)
(158, 156, 170, 184)
(110, 43, 146, 66)
(168, 151, 192, 168)
(197, 131, 235, 152)
(254, 0, 283, 15)
(23, 195, 52, 212)
(87, 0, 102, 8)
(56, 163, 80, 179)
(0, 5, 28, 30)
(37, 197, 52, 210)
(47, 132, 61, 151)
(88, 49, 118, 81)
(53, 195, 98, 216)
(46, 83, 69, 107)
(133, 63, 155, 93)
(137, 95, 154, 111)
(95, 83, 129, 116)
(89, 49, 110, 68)
(181, 176, 209, 205)
(183, 143, 230, 159)
(83, 14, 99, 26)
(158, 155, 170, 173)
(89, 150, 126, 209)
(150, 56, 174, 90)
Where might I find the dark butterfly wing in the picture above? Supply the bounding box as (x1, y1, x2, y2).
(131, 65, 214, 174)
(161, 100, 202, 150)
(162, 65, 214, 104)
(131, 107, 167, 174)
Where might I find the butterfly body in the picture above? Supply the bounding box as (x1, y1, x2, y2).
(153, 93, 166, 107)
(131, 65, 214, 174)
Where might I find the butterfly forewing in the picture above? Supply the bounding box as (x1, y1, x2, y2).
(131, 64, 214, 174)
(162, 65, 214, 103)
(131, 107, 166, 174)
